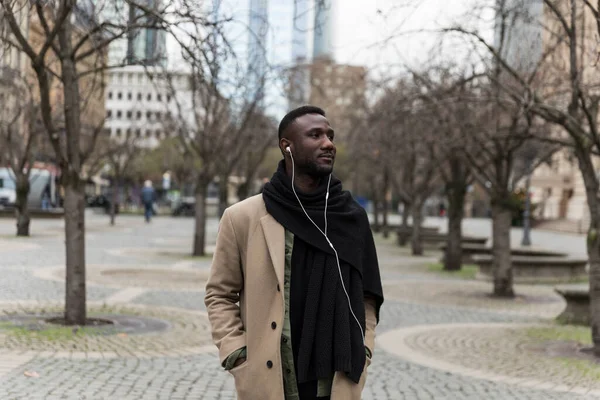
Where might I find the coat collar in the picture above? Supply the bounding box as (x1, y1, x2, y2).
(260, 213, 285, 286)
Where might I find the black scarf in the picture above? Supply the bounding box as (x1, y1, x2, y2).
(262, 160, 384, 384)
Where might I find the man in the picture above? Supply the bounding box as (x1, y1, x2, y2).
(205, 106, 383, 400)
(141, 180, 155, 222)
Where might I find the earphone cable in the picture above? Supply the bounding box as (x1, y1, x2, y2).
(288, 151, 365, 344)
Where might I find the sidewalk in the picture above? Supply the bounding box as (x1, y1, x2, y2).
(0, 213, 595, 399)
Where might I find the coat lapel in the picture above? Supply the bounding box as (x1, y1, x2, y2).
(260, 214, 285, 286)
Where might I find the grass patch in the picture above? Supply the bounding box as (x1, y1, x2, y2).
(557, 357, 600, 380)
(0, 323, 111, 341)
(526, 325, 592, 345)
(426, 262, 478, 279)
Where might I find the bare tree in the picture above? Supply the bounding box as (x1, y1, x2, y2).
(412, 68, 478, 271)
(165, 13, 270, 257)
(446, 0, 572, 296)
(0, 74, 43, 236)
(0, 0, 212, 324)
(372, 80, 441, 255)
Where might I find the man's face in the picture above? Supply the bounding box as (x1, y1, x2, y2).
(287, 113, 336, 177)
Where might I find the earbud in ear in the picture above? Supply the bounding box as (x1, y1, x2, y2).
(286, 146, 291, 153)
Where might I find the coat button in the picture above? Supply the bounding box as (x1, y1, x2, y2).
(271, 321, 277, 329)
(282, 336, 288, 343)
(266, 360, 273, 368)
(277, 284, 281, 292)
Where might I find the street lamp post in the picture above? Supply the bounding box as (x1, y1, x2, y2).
(521, 157, 533, 246)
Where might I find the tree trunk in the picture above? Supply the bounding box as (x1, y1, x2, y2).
(491, 200, 514, 297)
(398, 200, 410, 246)
(382, 169, 389, 238)
(109, 180, 118, 226)
(58, 17, 86, 325)
(218, 173, 228, 219)
(444, 184, 466, 271)
(575, 150, 600, 354)
(63, 180, 87, 324)
(14, 174, 30, 237)
(237, 181, 250, 201)
(193, 180, 208, 256)
(372, 184, 380, 233)
(411, 201, 424, 256)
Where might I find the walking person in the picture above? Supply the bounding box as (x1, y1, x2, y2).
(141, 180, 155, 223)
(205, 106, 384, 400)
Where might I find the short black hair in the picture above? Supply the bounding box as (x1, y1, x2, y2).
(278, 105, 326, 139)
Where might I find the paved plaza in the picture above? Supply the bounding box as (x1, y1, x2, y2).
(0, 211, 599, 399)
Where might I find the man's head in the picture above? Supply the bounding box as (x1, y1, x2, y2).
(278, 105, 336, 177)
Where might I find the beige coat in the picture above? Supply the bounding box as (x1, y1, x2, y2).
(205, 194, 378, 400)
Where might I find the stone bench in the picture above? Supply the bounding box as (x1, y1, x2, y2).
(554, 284, 589, 326)
(397, 231, 488, 247)
(472, 255, 588, 284)
(439, 243, 568, 265)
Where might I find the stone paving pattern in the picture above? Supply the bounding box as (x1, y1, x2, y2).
(402, 324, 600, 391)
(0, 211, 598, 399)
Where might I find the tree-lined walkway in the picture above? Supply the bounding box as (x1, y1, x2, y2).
(0, 212, 596, 399)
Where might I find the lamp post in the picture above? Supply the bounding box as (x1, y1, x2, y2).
(521, 156, 533, 246)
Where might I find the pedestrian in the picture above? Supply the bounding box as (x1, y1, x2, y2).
(205, 106, 384, 400)
(141, 180, 155, 223)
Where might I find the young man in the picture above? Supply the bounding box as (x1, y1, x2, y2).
(205, 106, 384, 400)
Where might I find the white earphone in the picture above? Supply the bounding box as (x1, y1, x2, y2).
(285, 145, 365, 344)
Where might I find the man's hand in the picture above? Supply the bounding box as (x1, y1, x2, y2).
(233, 357, 246, 368)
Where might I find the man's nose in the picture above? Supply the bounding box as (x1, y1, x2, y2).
(322, 137, 335, 151)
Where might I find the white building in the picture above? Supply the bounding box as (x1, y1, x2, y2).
(104, 66, 194, 148)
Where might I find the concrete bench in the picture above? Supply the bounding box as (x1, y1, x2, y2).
(554, 284, 589, 326)
(472, 255, 588, 284)
(397, 231, 488, 247)
(439, 243, 568, 265)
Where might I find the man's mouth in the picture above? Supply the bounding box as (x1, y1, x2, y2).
(319, 154, 334, 160)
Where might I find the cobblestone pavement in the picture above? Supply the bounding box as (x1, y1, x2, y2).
(0, 211, 598, 399)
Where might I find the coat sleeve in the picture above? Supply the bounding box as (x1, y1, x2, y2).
(204, 208, 246, 365)
(364, 295, 378, 357)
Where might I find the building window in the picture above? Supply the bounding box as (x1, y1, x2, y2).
(137, 111, 141, 120)
(108, 92, 113, 100)
(156, 112, 161, 119)
(117, 92, 122, 100)
(104, 128, 111, 135)
(147, 93, 152, 101)
(116, 128, 122, 137)
(156, 130, 162, 138)
(136, 129, 141, 138)
(146, 111, 152, 120)
(137, 93, 142, 101)
(107, 110, 112, 118)
(146, 130, 151, 137)
(127, 92, 132, 100)
(126, 111, 132, 119)
(157, 94, 162, 102)
(167, 95, 171, 102)
(126, 128, 131, 138)
(116, 111, 122, 118)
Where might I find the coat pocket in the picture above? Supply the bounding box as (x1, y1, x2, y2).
(229, 359, 251, 399)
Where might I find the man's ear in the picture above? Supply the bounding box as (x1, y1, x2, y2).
(280, 139, 290, 155)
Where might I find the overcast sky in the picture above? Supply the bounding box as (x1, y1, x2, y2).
(165, 0, 494, 115)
